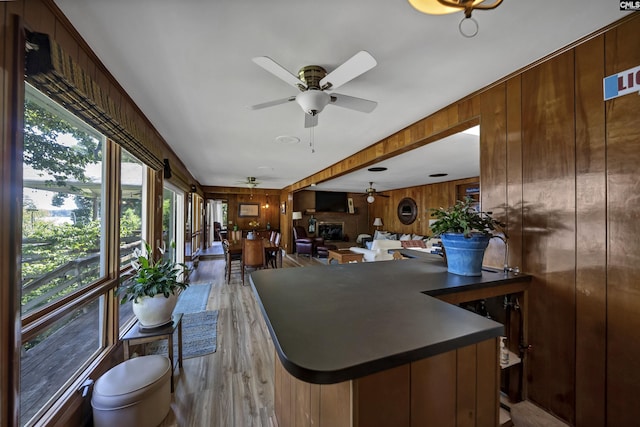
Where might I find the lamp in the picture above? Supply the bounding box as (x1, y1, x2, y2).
(367, 195, 375, 204)
(373, 217, 383, 230)
(408, 0, 503, 37)
(292, 211, 302, 226)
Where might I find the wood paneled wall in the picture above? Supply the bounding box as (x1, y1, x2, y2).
(293, 190, 369, 244)
(205, 187, 283, 236)
(285, 14, 640, 426)
(368, 177, 478, 237)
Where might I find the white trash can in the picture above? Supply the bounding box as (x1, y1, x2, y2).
(92, 355, 171, 427)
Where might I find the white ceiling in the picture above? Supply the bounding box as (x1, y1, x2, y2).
(53, 0, 624, 193)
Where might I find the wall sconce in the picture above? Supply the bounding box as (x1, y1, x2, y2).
(408, 0, 503, 37)
(190, 184, 196, 193)
(265, 194, 270, 209)
(373, 217, 383, 230)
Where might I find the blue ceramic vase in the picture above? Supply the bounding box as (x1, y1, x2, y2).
(441, 233, 490, 276)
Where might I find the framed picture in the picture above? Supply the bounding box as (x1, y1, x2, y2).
(280, 201, 286, 214)
(347, 197, 355, 214)
(238, 203, 259, 217)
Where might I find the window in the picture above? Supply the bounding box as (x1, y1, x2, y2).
(163, 183, 185, 265)
(21, 84, 107, 425)
(118, 150, 146, 331)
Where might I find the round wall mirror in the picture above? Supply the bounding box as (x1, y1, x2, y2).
(397, 197, 418, 225)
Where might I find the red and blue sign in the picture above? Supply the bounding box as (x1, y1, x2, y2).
(603, 65, 640, 101)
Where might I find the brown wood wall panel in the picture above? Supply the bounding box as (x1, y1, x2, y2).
(293, 376, 312, 427)
(319, 382, 351, 427)
(274, 354, 283, 425)
(24, 0, 54, 35)
(354, 365, 410, 427)
(574, 35, 607, 427)
(456, 344, 477, 427)
(52, 17, 76, 58)
(476, 339, 499, 426)
(604, 17, 640, 426)
(411, 350, 456, 427)
(368, 177, 477, 238)
(480, 84, 509, 269)
(505, 76, 523, 270)
(521, 51, 577, 423)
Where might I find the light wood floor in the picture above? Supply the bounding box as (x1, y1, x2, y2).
(158, 253, 314, 427)
(159, 253, 568, 427)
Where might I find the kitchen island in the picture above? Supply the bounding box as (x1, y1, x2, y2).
(250, 254, 530, 427)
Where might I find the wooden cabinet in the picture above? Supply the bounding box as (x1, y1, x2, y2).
(436, 282, 529, 426)
(274, 338, 499, 427)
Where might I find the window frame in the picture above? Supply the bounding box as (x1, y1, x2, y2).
(17, 86, 154, 426)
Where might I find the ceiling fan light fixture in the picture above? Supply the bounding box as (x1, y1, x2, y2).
(408, 0, 480, 15)
(367, 195, 375, 204)
(409, 0, 502, 36)
(409, 0, 501, 17)
(296, 90, 331, 116)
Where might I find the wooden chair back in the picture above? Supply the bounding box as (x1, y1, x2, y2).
(243, 238, 265, 268)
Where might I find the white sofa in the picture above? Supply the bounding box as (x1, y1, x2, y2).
(349, 239, 403, 262)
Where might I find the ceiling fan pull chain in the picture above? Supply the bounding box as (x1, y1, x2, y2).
(310, 126, 315, 153)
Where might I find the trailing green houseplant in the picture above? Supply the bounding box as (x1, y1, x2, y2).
(430, 197, 505, 276)
(429, 196, 505, 238)
(118, 242, 192, 327)
(118, 242, 192, 304)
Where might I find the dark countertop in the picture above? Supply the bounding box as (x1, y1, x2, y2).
(250, 254, 530, 384)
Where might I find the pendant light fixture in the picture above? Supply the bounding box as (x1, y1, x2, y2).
(408, 0, 504, 37)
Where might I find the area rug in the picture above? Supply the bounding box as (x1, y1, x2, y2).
(313, 257, 329, 265)
(147, 310, 219, 358)
(174, 282, 212, 314)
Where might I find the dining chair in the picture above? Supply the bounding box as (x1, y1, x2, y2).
(242, 238, 266, 286)
(266, 232, 281, 268)
(222, 239, 241, 284)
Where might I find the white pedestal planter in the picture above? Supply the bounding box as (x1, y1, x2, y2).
(132, 293, 178, 328)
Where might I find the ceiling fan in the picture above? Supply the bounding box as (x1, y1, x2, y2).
(251, 51, 378, 128)
(236, 176, 261, 188)
(362, 182, 389, 203)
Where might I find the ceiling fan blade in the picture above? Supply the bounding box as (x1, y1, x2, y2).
(320, 51, 377, 90)
(378, 194, 390, 198)
(250, 96, 296, 110)
(252, 56, 307, 89)
(330, 93, 377, 113)
(304, 113, 318, 128)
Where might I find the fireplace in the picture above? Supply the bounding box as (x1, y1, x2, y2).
(318, 222, 344, 241)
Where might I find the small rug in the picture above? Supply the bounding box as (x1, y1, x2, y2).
(147, 310, 219, 358)
(174, 283, 212, 314)
(314, 257, 329, 265)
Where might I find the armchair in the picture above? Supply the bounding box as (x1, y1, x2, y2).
(293, 225, 324, 257)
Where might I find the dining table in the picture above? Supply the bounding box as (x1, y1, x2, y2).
(227, 238, 282, 268)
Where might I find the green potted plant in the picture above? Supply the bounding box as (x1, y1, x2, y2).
(118, 241, 192, 327)
(430, 197, 505, 276)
